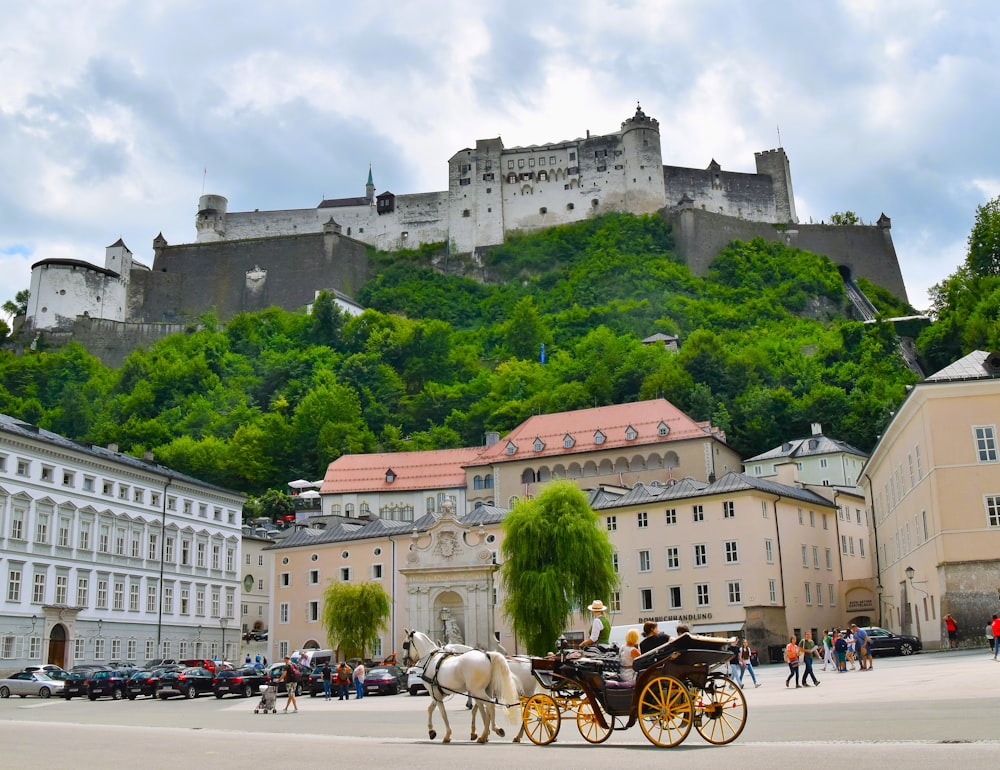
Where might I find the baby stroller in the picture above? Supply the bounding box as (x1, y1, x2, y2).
(254, 684, 277, 714)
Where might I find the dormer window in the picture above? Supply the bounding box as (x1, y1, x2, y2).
(533, 438, 545, 452)
(625, 425, 638, 441)
(657, 421, 669, 437)
(808, 439, 819, 450)
(594, 430, 606, 446)
(385, 468, 396, 484)
(563, 434, 575, 449)
(505, 441, 518, 456)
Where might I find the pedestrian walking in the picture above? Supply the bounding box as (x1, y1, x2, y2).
(280, 656, 299, 713)
(728, 641, 742, 687)
(784, 635, 801, 688)
(800, 631, 820, 686)
(739, 638, 760, 687)
(353, 660, 365, 699)
(822, 629, 835, 670)
(991, 615, 1000, 660)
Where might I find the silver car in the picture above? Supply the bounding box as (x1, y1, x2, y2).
(0, 671, 65, 698)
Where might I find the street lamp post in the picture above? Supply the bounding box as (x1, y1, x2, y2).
(219, 617, 229, 663)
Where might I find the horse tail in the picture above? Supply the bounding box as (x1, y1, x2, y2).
(488, 652, 521, 726)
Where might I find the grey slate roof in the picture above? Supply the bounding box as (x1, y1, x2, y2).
(745, 433, 867, 462)
(925, 350, 1000, 382)
(0, 413, 242, 496)
(589, 471, 835, 511)
(267, 505, 511, 550)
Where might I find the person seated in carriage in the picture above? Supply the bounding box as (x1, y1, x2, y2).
(582, 599, 611, 647)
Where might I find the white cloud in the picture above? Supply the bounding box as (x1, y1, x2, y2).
(1, 0, 997, 313)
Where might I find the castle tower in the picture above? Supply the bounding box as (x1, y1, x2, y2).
(104, 238, 133, 277)
(620, 103, 666, 213)
(196, 194, 229, 242)
(754, 148, 798, 224)
(366, 166, 375, 204)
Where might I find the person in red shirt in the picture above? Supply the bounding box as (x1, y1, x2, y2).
(945, 614, 958, 650)
(991, 615, 1000, 660)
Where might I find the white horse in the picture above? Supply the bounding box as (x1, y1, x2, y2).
(403, 629, 520, 744)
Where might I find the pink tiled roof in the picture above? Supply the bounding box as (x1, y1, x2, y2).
(321, 446, 483, 493)
(471, 399, 724, 465)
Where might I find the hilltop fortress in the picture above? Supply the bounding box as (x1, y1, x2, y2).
(24, 105, 908, 366)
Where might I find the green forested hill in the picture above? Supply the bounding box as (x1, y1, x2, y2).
(0, 211, 973, 497)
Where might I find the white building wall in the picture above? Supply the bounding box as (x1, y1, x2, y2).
(0, 420, 245, 669)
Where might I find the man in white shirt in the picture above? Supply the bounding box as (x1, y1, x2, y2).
(353, 661, 365, 699)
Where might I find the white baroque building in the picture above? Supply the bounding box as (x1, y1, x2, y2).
(0, 415, 245, 669)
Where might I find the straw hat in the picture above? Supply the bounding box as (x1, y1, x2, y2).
(587, 600, 607, 613)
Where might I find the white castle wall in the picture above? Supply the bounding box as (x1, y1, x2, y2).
(192, 106, 794, 255)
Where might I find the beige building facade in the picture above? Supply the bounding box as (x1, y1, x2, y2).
(861, 350, 1000, 649)
(266, 468, 875, 663)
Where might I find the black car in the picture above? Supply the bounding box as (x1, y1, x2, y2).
(156, 667, 215, 699)
(860, 626, 922, 656)
(87, 669, 129, 700)
(125, 666, 180, 700)
(362, 666, 404, 696)
(61, 666, 112, 700)
(213, 667, 267, 699)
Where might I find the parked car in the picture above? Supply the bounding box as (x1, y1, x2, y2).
(861, 626, 922, 656)
(363, 666, 404, 696)
(142, 658, 179, 669)
(87, 669, 129, 700)
(23, 664, 64, 675)
(61, 666, 112, 699)
(265, 662, 311, 696)
(125, 670, 153, 699)
(179, 658, 226, 674)
(407, 666, 428, 696)
(306, 667, 328, 697)
(213, 666, 267, 698)
(0, 671, 65, 699)
(156, 667, 215, 699)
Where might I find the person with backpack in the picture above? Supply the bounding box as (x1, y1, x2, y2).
(280, 656, 299, 713)
(335, 661, 352, 700)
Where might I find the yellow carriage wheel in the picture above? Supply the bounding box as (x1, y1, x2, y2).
(576, 699, 613, 744)
(522, 692, 561, 745)
(694, 674, 747, 745)
(637, 674, 693, 747)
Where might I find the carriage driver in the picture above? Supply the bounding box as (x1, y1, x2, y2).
(582, 599, 612, 646)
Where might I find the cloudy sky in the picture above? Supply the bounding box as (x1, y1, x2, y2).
(2, 0, 998, 319)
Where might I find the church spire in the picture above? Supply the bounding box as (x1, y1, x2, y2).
(366, 164, 375, 204)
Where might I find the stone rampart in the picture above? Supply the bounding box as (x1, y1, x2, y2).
(667, 208, 908, 302)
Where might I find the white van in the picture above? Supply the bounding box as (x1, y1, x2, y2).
(294, 649, 334, 667)
(609, 621, 681, 648)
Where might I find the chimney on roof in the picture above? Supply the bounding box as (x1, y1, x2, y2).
(144, 450, 155, 463)
(485, 431, 500, 447)
(107, 443, 119, 453)
(811, 423, 822, 436)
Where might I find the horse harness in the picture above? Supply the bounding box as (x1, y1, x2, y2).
(409, 644, 516, 708)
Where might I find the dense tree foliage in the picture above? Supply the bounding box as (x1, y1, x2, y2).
(500, 482, 618, 654)
(321, 581, 391, 659)
(1, 210, 971, 503)
(916, 195, 1000, 369)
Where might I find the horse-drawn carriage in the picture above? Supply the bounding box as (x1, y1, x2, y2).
(521, 632, 747, 747)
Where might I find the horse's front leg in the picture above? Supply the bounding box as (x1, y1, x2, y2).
(433, 697, 452, 743)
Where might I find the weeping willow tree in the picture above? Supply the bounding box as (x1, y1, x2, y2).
(500, 481, 618, 655)
(321, 581, 390, 659)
